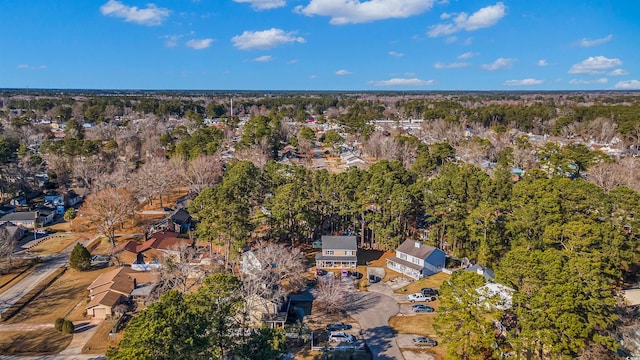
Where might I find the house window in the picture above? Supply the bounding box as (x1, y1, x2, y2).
(399, 253, 407, 260)
(412, 257, 420, 265)
(326, 250, 334, 255)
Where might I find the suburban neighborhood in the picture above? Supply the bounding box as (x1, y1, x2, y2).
(0, 89, 640, 360)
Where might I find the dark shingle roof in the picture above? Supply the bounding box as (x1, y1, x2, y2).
(0, 212, 38, 222)
(169, 209, 191, 225)
(321, 236, 357, 251)
(396, 239, 438, 260)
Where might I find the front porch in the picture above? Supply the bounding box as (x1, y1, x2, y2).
(315, 254, 357, 269)
(386, 257, 422, 280)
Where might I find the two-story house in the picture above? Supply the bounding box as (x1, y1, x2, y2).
(315, 235, 357, 269)
(386, 239, 445, 280)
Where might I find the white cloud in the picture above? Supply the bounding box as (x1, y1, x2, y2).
(481, 57, 514, 71)
(253, 55, 273, 62)
(537, 59, 549, 66)
(389, 51, 404, 57)
(186, 38, 213, 50)
(233, 0, 286, 10)
(287, 59, 299, 64)
(369, 78, 436, 86)
(100, 0, 169, 26)
(576, 34, 613, 47)
(568, 56, 622, 75)
(434, 62, 469, 69)
(335, 69, 352, 75)
(568, 78, 608, 85)
(609, 69, 629, 76)
(428, 2, 506, 37)
(457, 51, 478, 59)
(614, 80, 640, 89)
(232, 28, 305, 50)
(17, 64, 46, 70)
(310, 75, 318, 79)
(162, 35, 182, 47)
(504, 78, 544, 86)
(295, 0, 437, 25)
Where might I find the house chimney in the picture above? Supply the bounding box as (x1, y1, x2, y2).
(414, 241, 421, 248)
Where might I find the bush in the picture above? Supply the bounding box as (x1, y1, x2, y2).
(61, 320, 75, 334)
(55, 317, 65, 331)
(69, 243, 91, 271)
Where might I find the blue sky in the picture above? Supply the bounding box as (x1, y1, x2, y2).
(1, 0, 639, 90)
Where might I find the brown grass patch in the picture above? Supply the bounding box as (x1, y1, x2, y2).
(0, 329, 72, 355)
(390, 315, 446, 360)
(46, 222, 72, 232)
(0, 260, 35, 296)
(366, 251, 394, 267)
(394, 272, 450, 294)
(83, 318, 119, 354)
(7, 266, 113, 324)
(28, 235, 80, 255)
(389, 314, 437, 336)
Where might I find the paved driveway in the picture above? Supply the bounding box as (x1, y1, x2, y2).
(346, 291, 402, 360)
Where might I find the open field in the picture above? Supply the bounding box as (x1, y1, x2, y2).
(0, 329, 72, 355)
(7, 266, 112, 324)
(28, 235, 80, 255)
(83, 318, 119, 354)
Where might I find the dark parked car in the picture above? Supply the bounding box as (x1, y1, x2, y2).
(351, 271, 363, 280)
(411, 304, 435, 313)
(369, 275, 381, 283)
(421, 288, 440, 297)
(326, 322, 352, 331)
(316, 269, 328, 277)
(412, 336, 438, 347)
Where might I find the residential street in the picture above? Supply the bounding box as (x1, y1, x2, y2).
(346, 289, 402, 360)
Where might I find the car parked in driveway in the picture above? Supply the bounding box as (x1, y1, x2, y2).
(412, 336, 437, 347)
(411, 304, 434, 313)
(326, 322, 352, 331)
(421, 288, 440, 297)
(407, 293, 436, 302)
(328, 332, 355, 343)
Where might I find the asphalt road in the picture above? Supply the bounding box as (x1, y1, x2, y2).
(346, 291, 402, 360)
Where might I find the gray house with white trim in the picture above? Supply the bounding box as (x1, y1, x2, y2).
(386, 239, 445, 280)
(315, 236, 357, 269)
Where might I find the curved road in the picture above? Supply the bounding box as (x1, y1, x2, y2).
(346, 291, 402, 360)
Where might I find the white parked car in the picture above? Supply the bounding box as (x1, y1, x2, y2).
(328, 332, 355, 343)
(407, 293, 436, 303)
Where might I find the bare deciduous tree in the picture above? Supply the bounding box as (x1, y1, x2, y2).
(241, 242, 306, 318)
(586, 162, 623, 192)
(82, 188, 136, 248)
(0, 225, 17, 266)
(182, 155, 223, 195)
(148, 242, 208, 302)
(312, 276, 353, 314)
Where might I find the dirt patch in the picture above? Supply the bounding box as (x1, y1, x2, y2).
(0, 329, 72, 355)
(7, 267, 113, 324)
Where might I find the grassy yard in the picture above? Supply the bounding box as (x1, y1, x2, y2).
(28, 235, 80, 255)
(0, 329, 72, 355)
(394, 272, 450, 294)
(83, 318, 119, 354)
(7, 266, 113, 324)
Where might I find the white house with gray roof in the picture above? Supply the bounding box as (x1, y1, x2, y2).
(315, 235, 357, 269)
(386, 239, 445, 280)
